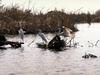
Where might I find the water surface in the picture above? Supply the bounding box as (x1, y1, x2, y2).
(0, 23, 100, 75)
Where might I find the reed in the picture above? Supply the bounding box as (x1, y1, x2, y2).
(0, 5, 99, 34)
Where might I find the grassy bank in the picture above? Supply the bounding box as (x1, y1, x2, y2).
(0, 6, 100, 34)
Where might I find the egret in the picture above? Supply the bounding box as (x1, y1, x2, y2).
(18, 28, 25, 42)
(58, 26, 76, 46)
(38, 29, 48, 44)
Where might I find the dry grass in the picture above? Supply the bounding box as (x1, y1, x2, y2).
(0, 6, 99, 34)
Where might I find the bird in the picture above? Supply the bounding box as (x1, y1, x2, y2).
(88, 53, 97, 58)
(38, 29, 48, 44)
(82, 52, 89, 59)
(58, 26, 76, 46)
(18, 28, 25, 42)
(82, 53, 97, 59)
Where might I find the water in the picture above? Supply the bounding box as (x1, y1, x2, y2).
(0, 23, 100, 75)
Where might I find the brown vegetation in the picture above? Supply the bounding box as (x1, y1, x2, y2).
(0, 6, 100, 34)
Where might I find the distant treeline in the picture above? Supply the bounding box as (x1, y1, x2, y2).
(0, 6, 100, 34)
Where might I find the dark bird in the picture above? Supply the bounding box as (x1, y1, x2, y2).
(82, 52, 89, 59)
(88, 53, 97, 58)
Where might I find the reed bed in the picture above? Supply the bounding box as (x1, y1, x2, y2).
(0, 6, 100, 34)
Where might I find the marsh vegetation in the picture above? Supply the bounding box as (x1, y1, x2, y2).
(0, 4, 100, 34)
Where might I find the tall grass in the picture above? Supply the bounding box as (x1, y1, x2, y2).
(0, 6, 99, 34)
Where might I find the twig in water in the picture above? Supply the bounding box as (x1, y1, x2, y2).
(88, 41, 94, 47)
(28, 38, 36, 46)
(95, 40, 100, 46)
(66, 38, 73, 47)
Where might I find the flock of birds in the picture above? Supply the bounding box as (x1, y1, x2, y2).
(8, 26, 98, 59)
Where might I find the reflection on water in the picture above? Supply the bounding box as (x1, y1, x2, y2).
(0, 23, 100, 75)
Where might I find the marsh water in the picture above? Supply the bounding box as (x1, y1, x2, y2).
(0, 23, 100, 75)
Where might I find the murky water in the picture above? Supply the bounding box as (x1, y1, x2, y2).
(1, 23, 100, 75)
